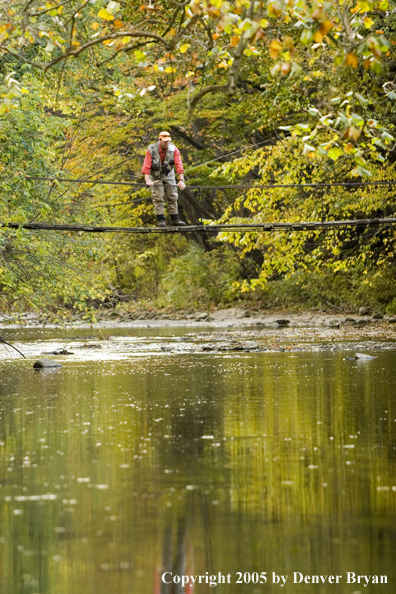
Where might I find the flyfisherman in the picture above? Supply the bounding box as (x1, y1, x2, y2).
(142, 131, 186, 227)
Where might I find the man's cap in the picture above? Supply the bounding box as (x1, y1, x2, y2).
(158, 131, 171, 140)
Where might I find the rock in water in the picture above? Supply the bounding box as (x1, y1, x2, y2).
(275, 319, 290, 326)
(359, 306, 371, 315)
(33, 359, 63, 369)
(355, 353, 375, 360)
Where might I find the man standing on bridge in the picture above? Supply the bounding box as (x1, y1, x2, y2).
(142, 131, 186, 227)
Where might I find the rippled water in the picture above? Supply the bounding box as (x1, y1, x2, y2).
(0, 328, 395, 593)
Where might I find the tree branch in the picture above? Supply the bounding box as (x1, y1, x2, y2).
(188, 83, 229, 114)
(29, 0, 75, 17)
(2, 29, 171, 71)
(188, 0, 257, 115)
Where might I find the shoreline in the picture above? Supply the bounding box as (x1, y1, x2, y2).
(0, 306, 395, 331)
(1, 308, 396, 358)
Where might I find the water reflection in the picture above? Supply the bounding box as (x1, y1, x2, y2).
(0, 348, 395, 593)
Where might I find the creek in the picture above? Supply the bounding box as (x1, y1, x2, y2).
(0, 326, 395, 594)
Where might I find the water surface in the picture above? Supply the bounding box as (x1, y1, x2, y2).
(0, 329, 395, 594)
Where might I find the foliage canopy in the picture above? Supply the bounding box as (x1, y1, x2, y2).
(1, 0, 396, 312)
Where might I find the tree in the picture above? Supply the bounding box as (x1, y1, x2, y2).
(1, 0, 395, 170)
(0, 88, 108, 312)
(1, 0, 396, 311)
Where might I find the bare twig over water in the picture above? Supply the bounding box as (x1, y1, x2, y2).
(0, 335, 26, 359)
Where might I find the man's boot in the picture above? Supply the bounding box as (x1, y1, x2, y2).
(156, 214, 166, 228)
(170, 214, 186, 226)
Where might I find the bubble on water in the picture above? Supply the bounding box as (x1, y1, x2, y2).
(101, 563, 109, 571)
(76, 478, 91, 483)
(15, 494, 57, 502)
(96, 484, 109, 490)
(13, 509, 23, 516)
(54, 527, 67, 534)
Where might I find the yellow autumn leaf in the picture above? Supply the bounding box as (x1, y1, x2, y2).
(346, 52, 358, 67)
(364, 16, 374, 28)
(269, 39, 282, 60)
(313, 30, 324, 43)
(179, 44, 190, 53)
(218, 62, 229, 69)
(344, 126, 361, 140)
(98, 8, 114, 20)
(311, 7, 325, 19)
(267, 2, 282, 16)
(91, 22, 99, 30)
(165, 66, 176, 73)
(230, 35, 240, 47)
(319, 20, 333, 36)
(357, 1, 373, 12)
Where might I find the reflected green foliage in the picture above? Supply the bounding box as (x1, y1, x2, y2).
(0, 346, 395, 593)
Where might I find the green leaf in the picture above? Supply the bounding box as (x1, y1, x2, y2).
(327, 147, 344, 160)
(355, 93, 369, 106)
(300, 28, 313, 45)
